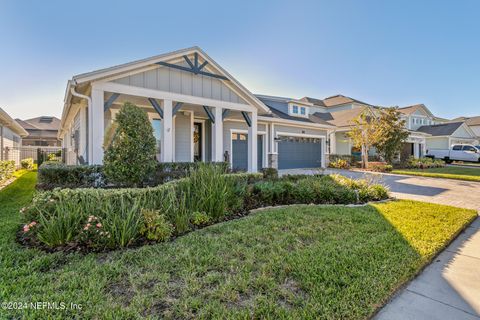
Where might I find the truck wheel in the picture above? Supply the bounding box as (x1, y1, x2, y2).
(445, 158, 453, 164)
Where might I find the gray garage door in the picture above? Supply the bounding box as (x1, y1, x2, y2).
(232, 133, 263, 171)
(278, 136, 322, 169)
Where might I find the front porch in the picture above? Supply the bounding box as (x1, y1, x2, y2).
(73, 82, 264, 172)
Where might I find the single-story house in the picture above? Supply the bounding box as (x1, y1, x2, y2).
(58, 47, 335, 172)
(417, 121, 479, 151)
(0, 107, 29, 165)
(16, 116, 61, 147)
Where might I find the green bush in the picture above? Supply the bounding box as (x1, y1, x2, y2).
(191, 212, 211, 226)
(101, 199, 144, 248)
(402, 156, 445, 169)
(0, 160, 15, 183)
(104, 102, 157, 187)
(21, 158, 34, 170)
(36, 161, 230, 190)
(37, 162, 104, 190)
(140, 209, 173, 242)
(261, 167, 278, 180)
(369, 162, 393, 172)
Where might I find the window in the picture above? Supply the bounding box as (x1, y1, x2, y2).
(300, 107, 306, 115)
(292, 105, 298, 114)
(452, 145, 462, 151)
(462, 145, 477, 152)
(152, 119, 162, 152)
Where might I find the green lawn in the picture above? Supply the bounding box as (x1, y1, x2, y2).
(392, 166, 480, 182)
(0, 173, 477, 319)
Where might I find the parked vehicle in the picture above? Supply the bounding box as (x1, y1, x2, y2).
(426, 144, 480, 163)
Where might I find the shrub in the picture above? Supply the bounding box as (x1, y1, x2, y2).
(329, 158, 350, 169)
(37, 162, 104, 190)
(262, 167, 278, 180)
(369, 162, 393, 172)
(103, 102, 157, 187)
(191, 212, 211, 226)
(21, 158, 34, 170)
(36, 161, 230, 190)
(0, 160, 15, 183)
(78, 215, 110, 248)
(140, 209, 173, 241)
(402, 156, 445, 169)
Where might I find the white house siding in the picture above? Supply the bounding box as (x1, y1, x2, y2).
(426, 137, 449, 150)
(112, 63, 246, 105)
(1, 126, 21, 165)
(452, 125, 473, 138)
(470, 125, 480, 137)
(335, 132, 351, 155)
(174, 112, 192, 162)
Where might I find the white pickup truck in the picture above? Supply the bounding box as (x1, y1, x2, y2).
(426, 144, 480, 163)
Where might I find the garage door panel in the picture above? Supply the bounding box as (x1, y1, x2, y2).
(278, 137, 322, 169)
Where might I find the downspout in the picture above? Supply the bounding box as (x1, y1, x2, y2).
(70, 83, 91, 163)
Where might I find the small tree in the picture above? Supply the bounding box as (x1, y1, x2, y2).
(347, 111, 380, 169)
(374, 107, 410, 164)
(103, 102, 157, 187)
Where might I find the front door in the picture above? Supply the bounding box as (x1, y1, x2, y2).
(193, 123, 202, 162)
(232, 133, 263, 171)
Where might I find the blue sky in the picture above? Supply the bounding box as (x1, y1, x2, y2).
(1, 0, 479, 120)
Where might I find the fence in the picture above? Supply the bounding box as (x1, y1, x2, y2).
(1, 146, 64, 167)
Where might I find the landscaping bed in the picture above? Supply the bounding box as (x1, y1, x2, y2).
(20, 165, 389, 253)
(1, 173, 477, 319)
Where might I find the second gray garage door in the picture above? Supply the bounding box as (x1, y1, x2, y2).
(278, 136, 322, 169)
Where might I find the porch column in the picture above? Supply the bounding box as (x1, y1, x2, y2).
(89, 87, 104, 164)
(413, 142, 420, 158)
(329, 131, 336, 154)
(162, 99, 174, 162)
(248, 110, 258, 172)
(212, 107, 223, 162)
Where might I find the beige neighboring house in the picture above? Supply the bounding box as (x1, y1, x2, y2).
(16, 116, 61, 146)
(417, 121, 479, 151)
(452, 116, 480, 141)
(0, 107, 29, 165)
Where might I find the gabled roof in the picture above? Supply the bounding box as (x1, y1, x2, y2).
(417, 122, 464, 136)
(0, 107, 28, 137)
(453, 116, 480, 126)
(300, 97, 326, 107)
(322, 95, 372, 107)
(314, 107, 371, 128)
(398, 104, 434, 117)
(256, 95, 334, 127)
(67, 46, 270, 114)
(17, 116, 60, 131)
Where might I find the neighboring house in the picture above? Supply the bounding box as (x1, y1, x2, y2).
(16, 116, 61, 146)
(452, 116, 480, 139)
(417, 122, 479, 151)
(0, 107, 29, 165)
(58, 47, 335, 171)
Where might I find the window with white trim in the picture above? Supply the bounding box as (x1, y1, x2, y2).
(289, 104, 309, 118)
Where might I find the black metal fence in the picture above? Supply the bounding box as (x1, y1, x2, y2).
(0, 147, 64, 167)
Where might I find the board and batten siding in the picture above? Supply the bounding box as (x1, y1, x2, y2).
(174, 113, 192, 162)
(112, 62, 246, 105)
(222, 121, 266, 157)
(335, 132, 351, 155)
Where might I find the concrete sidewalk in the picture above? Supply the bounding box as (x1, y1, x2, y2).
(375, 218, 480, 320)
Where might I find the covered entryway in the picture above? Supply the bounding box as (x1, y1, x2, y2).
(232, 133, 263, 171)
(278, 136, 322, 169)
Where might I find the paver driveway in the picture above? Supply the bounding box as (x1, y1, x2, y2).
(280, 169, 480, 319)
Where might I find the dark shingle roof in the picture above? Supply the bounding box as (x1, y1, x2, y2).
(314, 107, 369, 128)
(417, 122, 464, 136)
